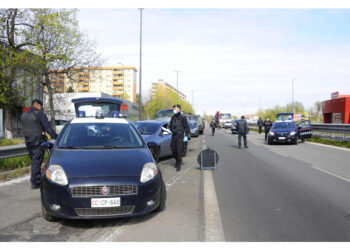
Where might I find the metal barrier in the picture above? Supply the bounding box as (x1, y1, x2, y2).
(248, 123, 350, 141)
(0, 144, 28, 159)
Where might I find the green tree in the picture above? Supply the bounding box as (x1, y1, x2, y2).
(66, 86, 74, 93)
(0, 8, 41, 138)
(31, 8, 101, 130)
(144, 85, 194, 119)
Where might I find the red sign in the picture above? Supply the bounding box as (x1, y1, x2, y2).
(121, 103, 128, 111)
(331, 92, 339, 99)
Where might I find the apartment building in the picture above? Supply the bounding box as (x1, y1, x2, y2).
(50, 64, 137, 103)
(151, 79, 186, 101)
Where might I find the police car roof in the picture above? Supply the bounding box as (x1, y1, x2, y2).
(71, 117, 129, 124)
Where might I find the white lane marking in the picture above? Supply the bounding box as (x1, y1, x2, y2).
(96, 223, 127, 242)
(203, 170, 225, 242)
(306, 141, 350, 152)
(165, 166, 192, 190)
(309, 165, 350, 184)
(0, 174, 30, 187)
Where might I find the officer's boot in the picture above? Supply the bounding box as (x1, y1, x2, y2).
(176, 159, 182, 172)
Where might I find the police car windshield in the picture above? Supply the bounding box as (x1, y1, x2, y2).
(57, 123, 143, 148)
(134, 122, 160, 135)
(272, 122, 294, 129)
(155, 110, 173, 118)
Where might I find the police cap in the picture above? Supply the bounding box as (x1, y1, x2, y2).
(32, 99, 43, 106)
(173, 104, 181, 109)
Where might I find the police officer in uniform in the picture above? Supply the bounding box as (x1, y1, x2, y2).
(263, 116, 273, 141)
(169, 104, 190, 172)
(236, 116, 249, 149)
(21, 100, 58, 189)
(210, 118, 217, 136)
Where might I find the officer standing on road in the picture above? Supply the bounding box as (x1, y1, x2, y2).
(263, 116, 273, 141)
(236, 116, 249, 149)
(257, 117, 263, 134)
(210, 118, 216, 136)
(21, 100, 58, 189)
(169, 104, 190, 172)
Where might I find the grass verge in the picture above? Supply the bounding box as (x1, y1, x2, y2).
(0, 152, 48, 172)
(306, 136, 350, 149)
(0, 138, 25, 146)
(0, 167, 31, 181)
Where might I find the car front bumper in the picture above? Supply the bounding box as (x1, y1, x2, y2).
(40, 174, 163, 219)
(268, 134, 297, 143)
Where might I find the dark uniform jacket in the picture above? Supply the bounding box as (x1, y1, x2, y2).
(263, 120, 273, 131)
(21, 107, 58, 139)
(236, 119, 249, 134)
(169, 113, 190, 137)
(257, 119, 263, 127)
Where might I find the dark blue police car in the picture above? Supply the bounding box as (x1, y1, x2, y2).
(267, 120, 312, 145)
(39, 98, 166, 221)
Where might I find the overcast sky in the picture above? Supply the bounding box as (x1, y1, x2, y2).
(77, 8, 350, 116)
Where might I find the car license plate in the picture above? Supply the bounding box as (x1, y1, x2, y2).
(278, 137, 286, 140)
(91, 197, 120, 208)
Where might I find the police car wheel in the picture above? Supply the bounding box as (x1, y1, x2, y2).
(155, 180, 166, 212)
(268, 139, 273, 145)
(41, 198, 58, 222)
(294, 138, 298, 145)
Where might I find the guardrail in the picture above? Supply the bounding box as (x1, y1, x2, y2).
(0, 144, 28, 159)
(248, 123, 350, 141)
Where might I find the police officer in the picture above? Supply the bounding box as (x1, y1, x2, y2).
(169, 104, 190, 172)
(236, 116, 249, 149)
(210, 118, 216, 136)
(263, 116, 273, 141)
(257, 117, 263, 134)
(21, 99, 58, 189)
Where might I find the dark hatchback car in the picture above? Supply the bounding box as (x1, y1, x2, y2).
(40, 117, 166, 221)
(267, 120, 312, 145)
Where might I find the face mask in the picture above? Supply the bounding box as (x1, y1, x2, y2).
(173, 109, 178, 114)
(267, 118, 269, 121)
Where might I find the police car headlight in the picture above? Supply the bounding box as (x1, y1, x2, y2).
(290, 131, 296, 136)
(46, 164, 68, 186)
(269, 131, 275, 136)
(140, 162, 158, 183)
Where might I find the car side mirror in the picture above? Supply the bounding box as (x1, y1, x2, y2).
(147, 142, 158, 151)
(40, 141, 53, 151)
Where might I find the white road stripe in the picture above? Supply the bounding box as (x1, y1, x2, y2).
(202, 135, 225, 241)
(203, 170, 225, 241)
(0, 174, 29, 187)
(165, 166, 192, 190)
(306, 141, 350, 152)
(309, 165, 350, 184)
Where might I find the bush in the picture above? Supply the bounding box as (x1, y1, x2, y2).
(0, 153, 48, 171)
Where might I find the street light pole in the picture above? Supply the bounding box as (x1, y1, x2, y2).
(174, 70, 181, 104)
(138, 8, 143, 121)
(292, 78, 295, 113)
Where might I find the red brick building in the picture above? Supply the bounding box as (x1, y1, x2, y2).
(322, 92, 350, 124)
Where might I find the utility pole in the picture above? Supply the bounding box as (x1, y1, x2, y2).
(192, 91, 194, 111)
(138, 8, 143, 120)
(292, 78, 295, 113)
(174, 70, 181, 104)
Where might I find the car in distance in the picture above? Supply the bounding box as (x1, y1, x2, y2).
(40, 115, 166, 221)
(219, 113, 232, 128)
(231, 119, 240, 134)
(134, 120, 173, 162)
(267, 120, 312, 145)
(186, 116, 200, 137)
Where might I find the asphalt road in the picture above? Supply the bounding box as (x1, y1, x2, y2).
(1, 127, 350, 242)
(206, 128, 350, 241)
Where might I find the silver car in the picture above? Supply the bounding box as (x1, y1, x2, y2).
(134, 120, 172, 162)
